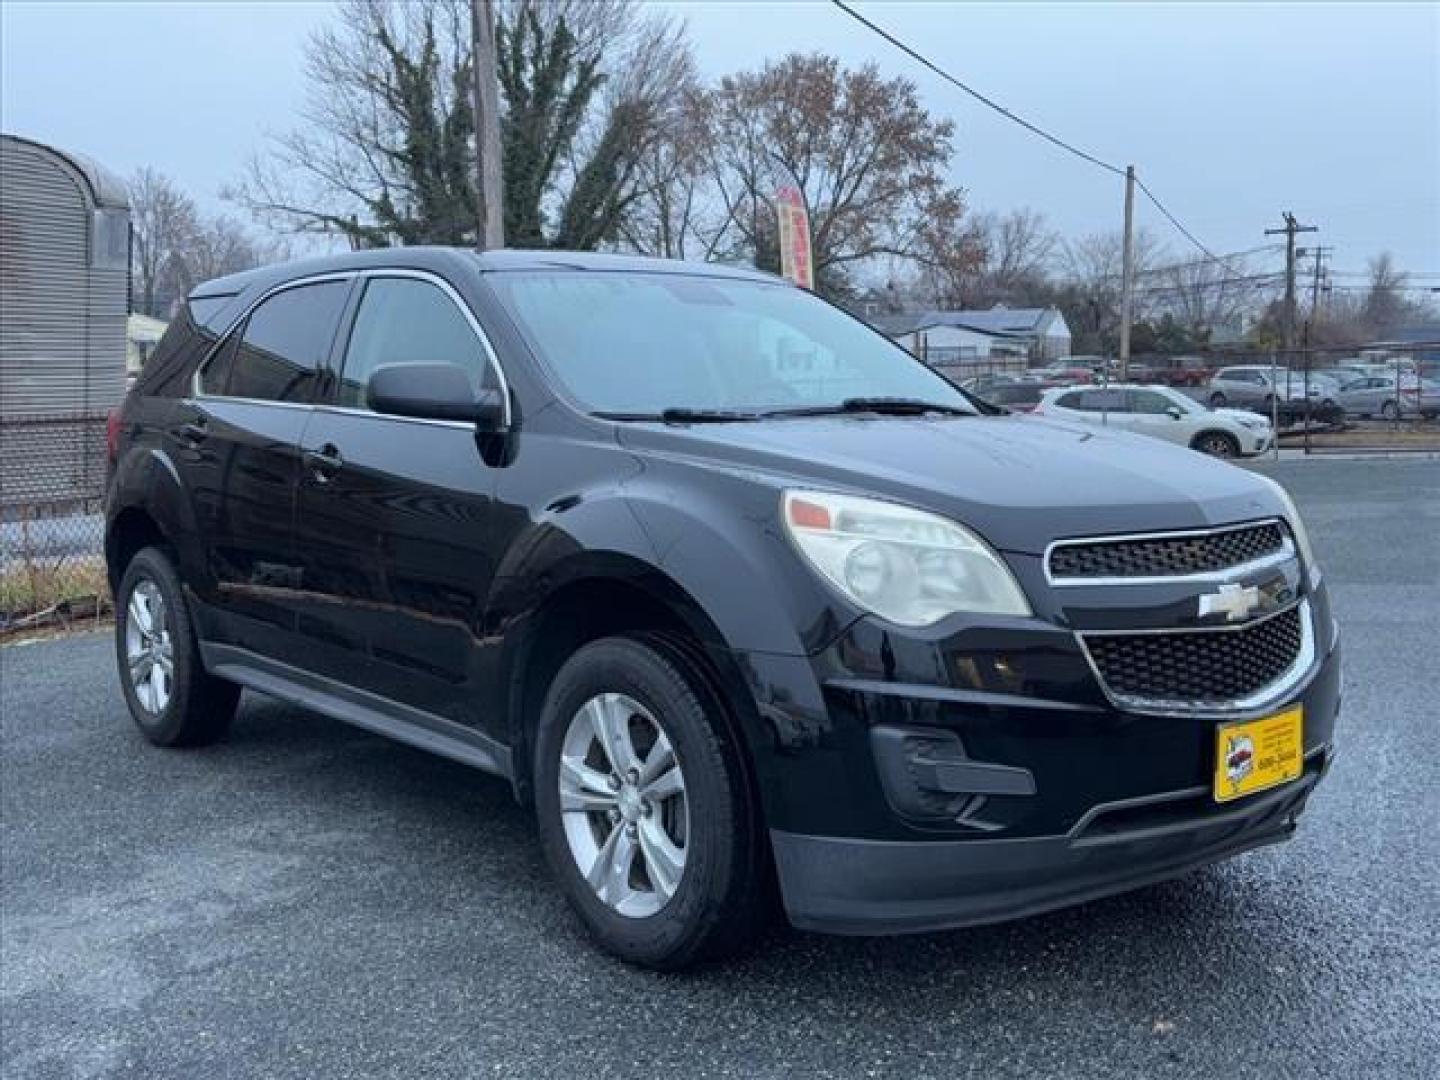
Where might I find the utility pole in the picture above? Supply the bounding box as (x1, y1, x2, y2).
(1264, 212, 1317, 350)
(1118, 165, 1136, 381)
(471, 0, 504, 250)
(1117, 166, 1137, 379)
(1302, 245, 1333, 321)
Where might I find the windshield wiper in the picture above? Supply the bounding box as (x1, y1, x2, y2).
(592, 407, 761, 424)
(761, 396, 974, 419)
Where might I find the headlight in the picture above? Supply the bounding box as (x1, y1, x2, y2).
(1257, 475, 1320, 580)
(781, 491, 1032, 626)
(1237, 415, 1269, 431)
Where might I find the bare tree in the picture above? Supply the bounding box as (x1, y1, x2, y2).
(1052, 229, 1165, 353)
(614, 87, 726, 260)
(1151, 255, 1279, 343)
(176, 216, 288, 290)
(229, 0, 477, 246)
(914, 207, 1058, 309)
(703, 53, 969, 297)
(129, 168, 199, 317)
(977, 208, 1060, 297)
(229, 0, 688, 250)
(1361, 252, 1411, 337)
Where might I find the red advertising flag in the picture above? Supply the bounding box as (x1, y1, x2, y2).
(775, 184, 814, 290)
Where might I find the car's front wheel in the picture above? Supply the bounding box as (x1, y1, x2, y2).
(534, 636, 768, 969)
(1193, 430, 1241, 458)
(115, 546, 239, 746)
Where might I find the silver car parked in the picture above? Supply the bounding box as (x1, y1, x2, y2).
(1337, 375, 1440, 419)
(1207, 365, 1314, 410)
(1336, 375, 1405, 419)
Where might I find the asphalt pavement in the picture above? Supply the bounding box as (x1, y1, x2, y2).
(3, 458, 1437, 1079)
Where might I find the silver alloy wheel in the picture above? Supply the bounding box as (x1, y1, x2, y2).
(558, 692, 688, 918)
(124, 578, 174, 714)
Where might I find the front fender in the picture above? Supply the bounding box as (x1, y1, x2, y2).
(489, 478, 848, 660)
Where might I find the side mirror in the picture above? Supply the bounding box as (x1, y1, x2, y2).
(1166, 405, 1184, 420)
(366, 363, 506, 429)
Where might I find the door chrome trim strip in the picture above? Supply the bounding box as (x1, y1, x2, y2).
(192, 271, 358, 400)
(190, 266, 514, 428)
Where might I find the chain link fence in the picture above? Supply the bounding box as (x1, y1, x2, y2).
(1, 412, 111, 635)
(1138, 344, 1440, 453)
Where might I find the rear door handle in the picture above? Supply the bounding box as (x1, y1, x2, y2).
(304, 443, 344, 482)
(175, 417, 208, 445)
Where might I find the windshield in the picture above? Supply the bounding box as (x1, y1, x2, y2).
(488, 271, 976, 416)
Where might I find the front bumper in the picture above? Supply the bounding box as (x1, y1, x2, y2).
(739, 583, 1341, 936)
(774, 744, 1331, 935)
(1245, 430, 1272, 454)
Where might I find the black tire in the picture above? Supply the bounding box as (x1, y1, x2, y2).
(1381, 400, 1399, 420)
(115, 546, 239, 747)
(1193, 430, 1240, 458)
(533, 636, 768, 969)
(1207, 391, 1227, 408)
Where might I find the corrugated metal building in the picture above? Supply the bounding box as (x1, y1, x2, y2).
(1, 133, 131, 509)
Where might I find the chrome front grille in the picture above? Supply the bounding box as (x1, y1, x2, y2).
(1080, 603, 1310, 712)
(1048, 520, 1288, 581)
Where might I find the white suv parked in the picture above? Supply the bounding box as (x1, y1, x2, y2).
(1035, 384, 1272, 458)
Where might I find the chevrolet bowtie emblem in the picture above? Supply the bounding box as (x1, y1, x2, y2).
(1198, 582, 1262, 622)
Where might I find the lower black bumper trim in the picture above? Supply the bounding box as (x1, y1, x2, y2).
(772, 767, 1319, 936)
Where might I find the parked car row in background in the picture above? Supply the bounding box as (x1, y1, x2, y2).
(954, 355, 1437, 446)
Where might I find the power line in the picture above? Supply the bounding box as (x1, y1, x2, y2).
(828, 0, 1126, 177)
(1130, 272, 1286, 297)
(1089, 243, 1286, 283)
(1131, 175, 1243, 269)
(829, 0, 1240, 275)
(1330, 270, 1440, 279)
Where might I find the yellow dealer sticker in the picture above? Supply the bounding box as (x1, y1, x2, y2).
(1214, 706, 1304, 803)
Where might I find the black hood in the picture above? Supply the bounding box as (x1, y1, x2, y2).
(617, 414, 1284, 555)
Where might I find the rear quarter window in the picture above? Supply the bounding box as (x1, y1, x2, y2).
(131, 303, 218, 399)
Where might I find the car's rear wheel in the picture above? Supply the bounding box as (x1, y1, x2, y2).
(534, 636, 768, 969)
(1381, 399, 1399, 420)
(1208, 391, 1227, 408)
(1193, 431, 1240, 458)
(115, 546, 239, 747)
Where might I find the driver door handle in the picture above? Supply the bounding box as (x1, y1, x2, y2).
(304, 443, 344, 482)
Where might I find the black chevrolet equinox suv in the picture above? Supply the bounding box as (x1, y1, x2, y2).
(106, 248, 1339, 968)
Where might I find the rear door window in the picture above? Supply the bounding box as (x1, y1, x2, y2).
(206, 280, 350, 403)
(1129, 390, 1174, 414)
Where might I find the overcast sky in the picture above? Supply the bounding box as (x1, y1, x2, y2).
(3, 1, 1436, 282)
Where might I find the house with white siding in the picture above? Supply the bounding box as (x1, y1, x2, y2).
(870, 305, 1073, 363)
